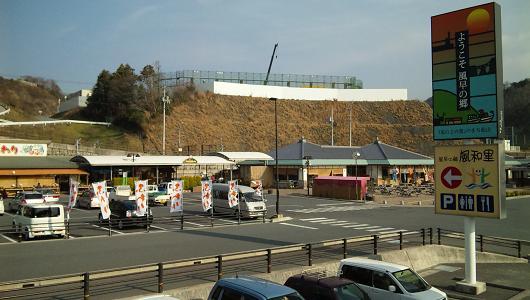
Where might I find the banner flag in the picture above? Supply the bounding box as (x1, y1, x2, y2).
(201, 180, 212, 212)
(66, 177, 79, 220)
(170, 180, 184, 213)
(134, 180, 148, 216)
(253, 180, 263, 197)
(92, 181, 111, 220)
(228, 180, 239, 208)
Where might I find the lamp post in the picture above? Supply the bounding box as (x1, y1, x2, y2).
(303, 156, 312, 196)
(270, 97, 280, 217)
(162, 87, 171, 155)
(354, 152, 360, 200)
(127, 153, 140, 180)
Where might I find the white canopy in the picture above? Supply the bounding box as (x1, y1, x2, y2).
(72, 155, 235, 167)
(213, 152, 274, 163)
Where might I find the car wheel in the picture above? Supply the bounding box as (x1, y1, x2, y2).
(118, 220, 124, 230)
(23, 228, 30, 240)
(164, 201, 168, 206)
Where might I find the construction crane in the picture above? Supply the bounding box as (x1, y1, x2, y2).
(264, 43, 278, 85)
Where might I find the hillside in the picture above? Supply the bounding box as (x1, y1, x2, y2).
(142, 92, 434, 155)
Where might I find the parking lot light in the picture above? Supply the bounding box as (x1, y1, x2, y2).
(269, 97, 280, 217)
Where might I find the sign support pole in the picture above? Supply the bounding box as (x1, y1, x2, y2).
(464, 216, 476, 284)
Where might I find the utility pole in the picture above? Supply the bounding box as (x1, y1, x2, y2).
(349, 105, 352, 147)
(265, 43, 278, 85)
(162, 87, 171, 155)
(331, 105, 334, 146)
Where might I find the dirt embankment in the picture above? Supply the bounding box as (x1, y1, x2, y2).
(143, 92, 434, 156)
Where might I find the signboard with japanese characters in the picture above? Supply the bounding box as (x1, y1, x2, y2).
(435, 144, 505, 219)
(431, 3, 503, 140)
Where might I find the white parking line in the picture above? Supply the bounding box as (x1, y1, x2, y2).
(342, 224, 369, 228)
(316, 203, 351, 207)
(279, 223, 318, 230)
(300, 217, 327, 221)
(332, 222, 358, 226)
(320, 220, 349, 225)
(355, 226, 380, 230)
(149, 225, 167, 231)
(217, 219, 239, 224)
(308, 219, 336, 223)
(366, 227, 394, 232)
(184, 221, 207, 227)
(91, 224, 124, 235)
(0, 234, 17, 243)
(378, 229, 408, 234)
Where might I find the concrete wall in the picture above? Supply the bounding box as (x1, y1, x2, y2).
(197, 81, 407, 101)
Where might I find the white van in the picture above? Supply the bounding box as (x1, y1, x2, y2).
(211, 183, 267, 218)
(338, 257, 447, 300)
(12, 203, 66, 240)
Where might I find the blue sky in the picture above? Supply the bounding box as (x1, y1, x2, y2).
(1, 0, 529, 100)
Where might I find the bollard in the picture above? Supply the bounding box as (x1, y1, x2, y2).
(146, 214, 150, 233)
(217, 255, 223, 280)
(373, 235, 379, 255)
(83, 272, 90, 299)
(267, 249, 272, 273)
(157, 263, 164, 293)
(307, 244, 313, 266)
(429, 228, 433, 245)
(399, 231, 403, 250)
(343, 238, 347, 259)
(181, 213, 184, 230)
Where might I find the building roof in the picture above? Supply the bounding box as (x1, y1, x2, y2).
(212, 152, 273, 162)
(264, 138, 433, 166)
(71, 155, 235, 167)
(0, 156, 79, 169)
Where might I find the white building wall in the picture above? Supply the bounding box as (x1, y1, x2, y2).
(205, 82, 407, 101)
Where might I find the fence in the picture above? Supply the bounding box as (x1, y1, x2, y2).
(0, 227, 527, 299)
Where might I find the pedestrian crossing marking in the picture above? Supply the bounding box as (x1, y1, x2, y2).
(342, 224, 369, 228)
(300, 217, 327, 221)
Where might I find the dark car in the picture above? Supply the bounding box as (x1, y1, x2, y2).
(98, 200, 153, 229)
(284, 274, 369, 300)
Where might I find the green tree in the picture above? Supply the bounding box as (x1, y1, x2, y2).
(108, 64, 142, 131)
(85, 70, 112, 121)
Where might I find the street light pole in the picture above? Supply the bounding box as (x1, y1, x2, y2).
(354, 152, 360, 200)
(270, 97, 280, 216)
(162, 88, 171, 155)
(304, 156, 312, 196)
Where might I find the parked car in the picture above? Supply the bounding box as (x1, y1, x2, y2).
(208, 276, 304, 300)
(157, 182, 175, 195)
(211, 183, 267, 218)
(76, 189, 100, 209)
(147, 184, 170, 206)
(12, 203, 65, 240)
(285, 274, 369, 300)
(108, 185, 136, 202)
(6, 191, 45, 212)
(99, 199, 153, 229)
(0, 198, 4, 216)
(34, 188, 60, 203)
(338, 258, 447, 300)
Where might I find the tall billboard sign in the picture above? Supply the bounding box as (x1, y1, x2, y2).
(431, 3, 503, 140)
(435, 144, 505, 219)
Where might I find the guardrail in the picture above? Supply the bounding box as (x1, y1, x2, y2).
(0, 228, 527, 299)
(0, 120, 111, 127)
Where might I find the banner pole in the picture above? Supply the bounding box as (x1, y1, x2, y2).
(108, 217, 112, 237)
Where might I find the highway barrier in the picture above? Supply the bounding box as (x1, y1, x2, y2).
(0, 228, 528, 299)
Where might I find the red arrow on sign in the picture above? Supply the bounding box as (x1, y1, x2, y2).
(441, 166, 462, 189)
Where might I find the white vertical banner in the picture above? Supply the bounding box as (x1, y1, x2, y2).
(134, 180, 148, 216)
(170, 180, 183, 213)
(254, 180, 263, 197)
(66, 177, 79, 220)
(228, 180, 239, 208)
(93, 181, 111, 219)
(201, 180, 212, 212)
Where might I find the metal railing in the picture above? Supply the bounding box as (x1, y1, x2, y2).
(0, 228, 527, 299)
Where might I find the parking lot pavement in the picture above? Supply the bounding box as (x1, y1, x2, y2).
(422, 263, 530, 300)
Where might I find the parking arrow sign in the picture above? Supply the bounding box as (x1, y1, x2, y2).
(441, 166, 462, 189)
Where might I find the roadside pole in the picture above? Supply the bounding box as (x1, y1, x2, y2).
(464, 216, 476, 285)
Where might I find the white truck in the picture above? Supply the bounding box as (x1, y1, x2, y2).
(147, 184, 170, 206)
(108, 185, 136, 202)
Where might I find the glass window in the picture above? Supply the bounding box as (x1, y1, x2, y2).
(122, 200, 137, 210)
(341, 265, 372, 286)
(270, 292, 305, 300)
(335, 283, 366, 300)
(32, 207, 61, 218)
(373, 271, 394, 291)
(210, 286, 223, 300)
(219, 287, 242, 300)
(24, 193, 43, 200)
(392, 269, 430, 293)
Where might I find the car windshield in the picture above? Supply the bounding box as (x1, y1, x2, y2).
(392, 269, 430, 293)
(37, 189, 54, 194)
(334, 283, 366, 300)
(31, 207, 61, 218)
(242, 192, 262, 202)
(270, 292, 305, 300)
(123, 200, 137, 210)
(25, 193, 43, 199)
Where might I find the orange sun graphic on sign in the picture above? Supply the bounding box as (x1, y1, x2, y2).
(467, 8, 490, 34)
